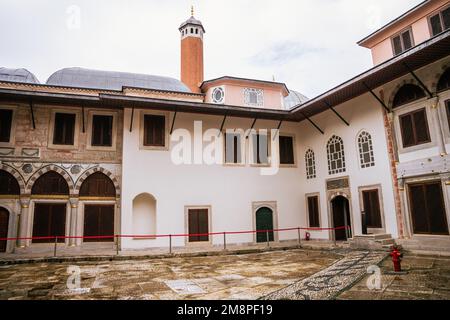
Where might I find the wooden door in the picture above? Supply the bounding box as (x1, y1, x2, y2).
(0, 207, 9, 252)
(84, 205, 115, 242)
(256, 207, 274, 243)
(409, 182, 449, 235)
(362, 189, 382, 229)
(188, 209, 209, 242)
(32, 203, 66, 243)
(332, 196, 351, 241)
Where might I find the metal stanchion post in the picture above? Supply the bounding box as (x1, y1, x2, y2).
(333, 228, 337, 246)
(223, 232, 226, 250)
(266, 230, 270, 247)
(298, 227, 302, 247)
(116, 235, 119, 255)
(53, 236, 57, 257)
(169, 234, 172, 254)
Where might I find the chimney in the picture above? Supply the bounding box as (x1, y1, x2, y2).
(179, 8, 204, 93)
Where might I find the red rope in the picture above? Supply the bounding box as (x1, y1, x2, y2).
(0, 225, 351, 241)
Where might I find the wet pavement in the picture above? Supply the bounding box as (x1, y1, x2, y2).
(0, 249, 341, 300)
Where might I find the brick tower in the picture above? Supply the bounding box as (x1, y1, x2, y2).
(179, 7, 204, 93)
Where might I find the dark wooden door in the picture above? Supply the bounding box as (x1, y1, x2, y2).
(32, 203, 66, 243)
(256, 207, 274, 243)
(362, 189, 382, 229)
(84, 205, 115, 242)
(0, 207, 9, 252)
(409, 182, 449, 235)
(332, 196, 351, 241)
(188, 209, 209, 242)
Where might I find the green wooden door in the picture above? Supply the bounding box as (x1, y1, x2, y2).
(256, 207, 274, 243)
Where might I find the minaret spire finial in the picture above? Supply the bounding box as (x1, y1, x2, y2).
(191, 5, 194, 16)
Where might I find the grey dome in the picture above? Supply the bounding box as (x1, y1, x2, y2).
(0, 67, 40, 84)
(179, 16, 205, 32)
(284, 90, 309, 110)
(46, 67, 192, 93)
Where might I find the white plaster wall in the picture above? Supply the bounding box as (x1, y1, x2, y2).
(120, 89, 399, 249)
(132, 193, 157, 236)
(121, 111, 304, 249)
(296, 93, 398, 239)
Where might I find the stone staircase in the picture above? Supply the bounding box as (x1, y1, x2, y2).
(349, 234, 395, 250)
(396, 237, 450, 253)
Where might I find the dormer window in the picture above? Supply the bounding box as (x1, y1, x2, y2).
(391, 28, 414, 56)
(244, 88, 263, 107)
(429, 5, 450, 36)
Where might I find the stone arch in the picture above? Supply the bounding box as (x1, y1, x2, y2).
(329, 191, 351, 202)
(388, 79, 425, 109)
(0, 164, 26, 195)
(25, 164, 74, 194)
(432, 63, 450, 93)
(74, 167, 120, 197)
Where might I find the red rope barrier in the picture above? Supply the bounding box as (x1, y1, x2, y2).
(0, 225, 351, 242)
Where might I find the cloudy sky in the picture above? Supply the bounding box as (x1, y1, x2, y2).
(0, 0, 423, 98)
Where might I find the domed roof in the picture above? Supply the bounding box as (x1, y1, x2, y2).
(0, 67, 40, 84)
(46, 67, 191, 93)
(179, 16, 205, 32)
(284, 90, 309, 110)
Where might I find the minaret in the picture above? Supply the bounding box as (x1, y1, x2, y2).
(179, 6, 205, 93)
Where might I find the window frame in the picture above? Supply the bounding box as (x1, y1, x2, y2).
(0, 106, 16, 147)
(278, 133, 297, 167)
(139, 110, 170, 151)
(398, 107, 431, 148)
(223, 129, 246, 166)
(250, 130, 271, 166)
(327, 135, 346, 175)
(357, 131, 375, 169)
(86, 110, 118, 151)
(306, 193, 321, 228)
(243, 88, 264, 107)
(305, 148, 316, 180)
(184, 205, 212, 245)
(390, 27, 414, 56)
(48, 108, 80, 150)
(358, 184, 385, 232)
(428, 4, 450, 37)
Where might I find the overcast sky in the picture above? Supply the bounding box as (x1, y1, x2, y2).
(0, 0, 423, 98)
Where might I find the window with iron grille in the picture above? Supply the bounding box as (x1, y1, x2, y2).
(244, 88, 264, 106)
(305, 149, 316, 179)
(327, 135, 346, 175)
(358, 131, 375, 168)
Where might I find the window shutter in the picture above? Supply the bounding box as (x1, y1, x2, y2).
(425, 183, 449, 234)
(430, 14, 443, 36)
(413, 109, 430, 144)
(53, 113, 75, 145)
(443, 7, 450, 30)
(308, 196, 320, 228)
(400, 114, 415, 147)
(92, 115, 113, 147)
(402, 30, 412, 50)
(144, 115, 165, 146)
(392, 36, 402, 55)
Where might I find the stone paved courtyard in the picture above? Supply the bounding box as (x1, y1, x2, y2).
(337, 254, 450, 300)
(0, 249, 449, 300)
(0, 249, 342, 300)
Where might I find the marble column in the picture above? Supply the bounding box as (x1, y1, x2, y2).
(69, 197, 79, 246)
(18, 197, 31, 248)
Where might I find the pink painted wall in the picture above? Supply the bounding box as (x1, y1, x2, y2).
(203, 80, 286, 110)
(363, 0, 448, 65)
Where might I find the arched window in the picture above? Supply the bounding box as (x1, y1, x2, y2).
(437, 68, 450, 92)
(79, 172, 116, 198)
(0, 170, 20, 195)
(327, 135, 346, 175)
(31, 171, 69, 195)
(305, 149, 316, 179)
(393, 84, 426, 108)
(358, 131, 375, 168)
